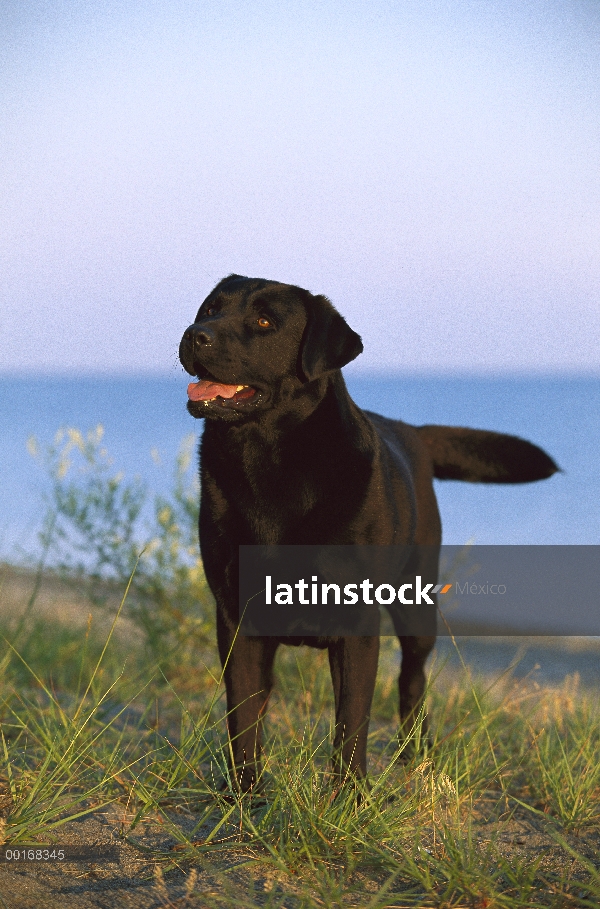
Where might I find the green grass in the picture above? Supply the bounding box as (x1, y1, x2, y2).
(0, 591, 598, 908)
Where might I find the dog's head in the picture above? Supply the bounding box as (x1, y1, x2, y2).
(179, 275, 363, 421)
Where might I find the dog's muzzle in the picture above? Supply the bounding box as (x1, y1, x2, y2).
(179, 324, 213, 376)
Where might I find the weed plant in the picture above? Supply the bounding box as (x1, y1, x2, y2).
(0, 427, 597, 906)
(26, 426, 215, 673)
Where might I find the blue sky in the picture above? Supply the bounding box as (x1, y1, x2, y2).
(2, 0, 599, 373)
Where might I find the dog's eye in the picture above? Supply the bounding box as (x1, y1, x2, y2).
(205, 306, 216, 316)
(257, 317, 272, 328)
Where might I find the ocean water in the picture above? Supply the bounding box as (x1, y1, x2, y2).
(0, 373, 598, 563)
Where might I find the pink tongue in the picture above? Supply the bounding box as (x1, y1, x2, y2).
(187, 380, 240, 402)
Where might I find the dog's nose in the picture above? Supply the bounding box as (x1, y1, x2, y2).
(192, 326, 213, 345)
(179, 324, 214, 375)
(182, 324, 214, 351)
(189, 325, 213, 346)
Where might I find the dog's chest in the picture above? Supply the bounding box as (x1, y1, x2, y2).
(202, 436, 319, 534)
(201, 436, 412, 549)
(202, 425, 378, 542)
(216, 455, 316, 512)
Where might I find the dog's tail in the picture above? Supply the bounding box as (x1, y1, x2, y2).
(416, 425, 560, 483)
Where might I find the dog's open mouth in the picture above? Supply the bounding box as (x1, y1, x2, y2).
(187, 378, 257, 405)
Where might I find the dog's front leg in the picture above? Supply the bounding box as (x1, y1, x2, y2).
(217, 615, 278, 792)
(327, 636, 379, 780)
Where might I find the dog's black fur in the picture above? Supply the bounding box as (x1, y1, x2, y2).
(179, 274, 559, 789)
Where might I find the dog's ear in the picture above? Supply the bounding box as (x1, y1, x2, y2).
(300, 294, 363, 381)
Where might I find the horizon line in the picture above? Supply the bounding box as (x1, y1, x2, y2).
(1, 367, 599, 380)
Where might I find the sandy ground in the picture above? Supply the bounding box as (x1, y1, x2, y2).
(0, 797, 598, 908)
(0, 562, 139, 640)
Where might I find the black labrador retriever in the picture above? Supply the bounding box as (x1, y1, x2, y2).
(179, 274, 558, 790)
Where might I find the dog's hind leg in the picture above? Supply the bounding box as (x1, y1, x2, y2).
(398, 634, 436, 756)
